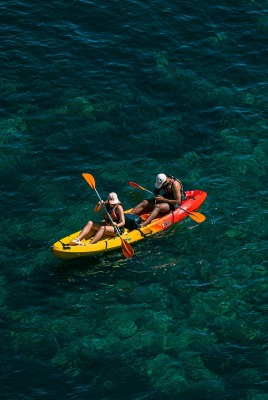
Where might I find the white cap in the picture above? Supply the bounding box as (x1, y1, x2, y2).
(108, 192, 120, 204)
(155, 173, 167, 189)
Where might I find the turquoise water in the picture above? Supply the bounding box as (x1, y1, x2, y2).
(1, 0, 267, 399)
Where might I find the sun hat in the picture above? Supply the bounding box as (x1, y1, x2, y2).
(108, 192, 120, 204)
(155, 173, 167, 189)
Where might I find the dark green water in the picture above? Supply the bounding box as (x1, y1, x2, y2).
(1, 1, 267, 399)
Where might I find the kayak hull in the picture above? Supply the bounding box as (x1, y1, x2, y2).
(51, 190, 207, 260)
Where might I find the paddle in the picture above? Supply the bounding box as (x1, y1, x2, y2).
(82, 173, 134, 258)
(129, 181, 206, 223)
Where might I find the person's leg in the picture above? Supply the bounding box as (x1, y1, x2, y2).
(89, 225, 115, 244)
(141, 203, 170, 226)
(130, 199, 155, 215)
(70, 222, 103, 245)
(77, 221, 103, 240)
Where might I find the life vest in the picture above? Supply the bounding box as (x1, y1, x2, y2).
(157, 174, 185, 200)
(104, 203, 122, 223)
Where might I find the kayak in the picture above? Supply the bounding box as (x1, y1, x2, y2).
(51, 190, 207, 260)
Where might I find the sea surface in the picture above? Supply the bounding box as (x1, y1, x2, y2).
(1, 0, 267, 399)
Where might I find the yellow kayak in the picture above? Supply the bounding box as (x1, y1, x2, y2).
(51, 190, 207, 260)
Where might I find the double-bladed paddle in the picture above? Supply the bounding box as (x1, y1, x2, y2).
(82, 173, 134, 258)
(129, 181, 206, 223)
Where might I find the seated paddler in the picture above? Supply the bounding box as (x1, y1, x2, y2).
(70, 192, 125, 245)
(130, 173, 184, 227)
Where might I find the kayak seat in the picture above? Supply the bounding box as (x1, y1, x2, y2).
(124, 214, 143, 231)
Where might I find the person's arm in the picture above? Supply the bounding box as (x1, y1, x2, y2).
(94, 200, 107, 212)
(172, 181, 182, 205)
(115, 205, 125, 228)
(155, 181, 182, 205)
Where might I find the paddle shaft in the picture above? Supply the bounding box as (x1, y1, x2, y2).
(142, 188, 154, 195)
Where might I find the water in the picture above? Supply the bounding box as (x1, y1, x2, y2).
(1, 0, 267, 399)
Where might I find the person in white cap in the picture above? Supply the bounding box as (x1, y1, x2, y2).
(130, 174, 184, 227)
(70, 192, 125, 245)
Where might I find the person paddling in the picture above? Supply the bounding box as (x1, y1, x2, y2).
(70, 192, 125, 245)
(130, 173, 184, 227)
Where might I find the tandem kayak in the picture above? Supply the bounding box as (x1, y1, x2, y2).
(51, 190, 207, 260)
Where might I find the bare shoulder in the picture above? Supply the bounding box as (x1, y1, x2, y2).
(173, 180, 182, 190)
